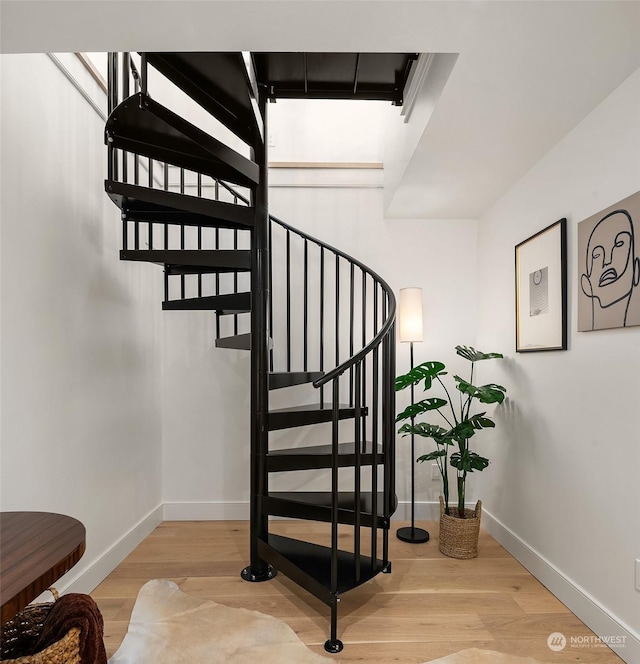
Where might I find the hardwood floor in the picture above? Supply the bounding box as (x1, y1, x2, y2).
(92, 520, 623, 663)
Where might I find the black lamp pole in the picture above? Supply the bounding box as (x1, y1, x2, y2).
(396, 340, 430, 543)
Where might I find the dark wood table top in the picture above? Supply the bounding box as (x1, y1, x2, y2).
(0, 511, 86, 626)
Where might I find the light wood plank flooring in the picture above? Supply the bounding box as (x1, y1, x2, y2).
(92, 520, 623, 663)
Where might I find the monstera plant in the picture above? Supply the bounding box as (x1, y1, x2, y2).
(395, 345, 506, 517)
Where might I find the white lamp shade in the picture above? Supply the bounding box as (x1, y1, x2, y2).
(398, 287, 423, 343)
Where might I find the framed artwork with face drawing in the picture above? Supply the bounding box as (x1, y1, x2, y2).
(515, 218, 567, 352)
(578, 191, 640, 332)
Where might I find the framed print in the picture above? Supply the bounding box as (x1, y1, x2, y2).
(515, 219, 567, 352)
(577, 191, 640, 331)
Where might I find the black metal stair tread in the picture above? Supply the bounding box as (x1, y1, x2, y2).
(106, 180, 254, 229)
(106, 93, 259, 187)
(120, 249, 250, 270)
(268, 371, 324, 390)
(163, 292, 251, 313)
(257, 533, 383, 605)
(267, 441, 384, 472)
(146, 53, 262, 147)
(268, 403, 366, 431)
(265, 491, 391, 519)
(215, 333, 251, 350)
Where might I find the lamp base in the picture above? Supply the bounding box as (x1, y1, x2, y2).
(396, 526, 430, 543)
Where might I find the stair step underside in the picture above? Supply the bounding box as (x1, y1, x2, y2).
(163, 292, 251, 313)
(215, 333, 251, 350)
(263, 491, 393, 528)
(268, 371, 324, 390)
(106, 180, 254, 230)
(120, 249, 251, 271)
(268, 403, 367, 431)
(146, 52, 263, 147)
(257, 533, 383, 606)
(267, 441, 384, 472)
(106, 93, 259, 187)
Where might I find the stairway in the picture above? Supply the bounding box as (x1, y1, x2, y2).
(105, 51, 412, 652)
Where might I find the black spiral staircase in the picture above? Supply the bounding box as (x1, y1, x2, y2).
(105, 51, 416, 652)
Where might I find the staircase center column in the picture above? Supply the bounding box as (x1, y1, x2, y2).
(242, 87, 276, 582)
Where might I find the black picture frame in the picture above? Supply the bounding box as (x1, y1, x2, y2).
(515, 218, 567, 352)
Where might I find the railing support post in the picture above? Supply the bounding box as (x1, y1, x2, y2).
(242, 87, 276, 583)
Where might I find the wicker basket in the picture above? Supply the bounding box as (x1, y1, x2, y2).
(0, 590, 81, 664)
(438, 496, 482, 559)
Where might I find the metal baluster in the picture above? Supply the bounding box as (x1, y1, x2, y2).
(327, 379, 341, 651)
(134, 217, 139, 250)
(361, 272, 368, 451)
(335, 254, 340, 377)
(371, 281, 379, 566)
(215, 225, 220, 339)
(180, 168, 185, 299)
(349, 263, 354, 406)
(303, 239, 308, 372)
(382, 296, 391, 570)
(107, 53, 116, 115)
(140, 53, 148, 96)
(269, 219, 274, 372)
(354, 361, 362, 584)
(197, 174, 202, 298)
(234, 195, 239, 336)
(320, 247, 325, 405)
(163, 163, 169, 251)
(121, 54, 129, 183)
(286, 230, 291, 372)
(371, 343, 379, 569)
(109, 52, 119, 181)
(134, 153, 139, 185)
(122, 215, 128, 251)
(215, 178, 221, 303)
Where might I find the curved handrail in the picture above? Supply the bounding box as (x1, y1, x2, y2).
(215, 180, 396, 388)
(272, 215, 396, 387)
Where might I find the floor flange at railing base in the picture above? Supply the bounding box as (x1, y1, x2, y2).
(240, 564, 277, 582)
(324, 639, 344, 654)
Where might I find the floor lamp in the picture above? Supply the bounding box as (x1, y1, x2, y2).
(396, 287, 430, 544)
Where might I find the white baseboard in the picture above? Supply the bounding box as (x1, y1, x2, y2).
(482, 508, 640, 664)
(163, 501, 249, 521)
(56, 504, 163, 596)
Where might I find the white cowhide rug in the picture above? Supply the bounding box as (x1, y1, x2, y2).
(109, 579, 548, 664)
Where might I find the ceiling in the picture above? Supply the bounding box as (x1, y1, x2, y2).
(1, 1, 639, 220)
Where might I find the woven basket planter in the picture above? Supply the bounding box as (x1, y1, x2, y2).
(438, 496, 482, 559)
(0, 590, 81, 664)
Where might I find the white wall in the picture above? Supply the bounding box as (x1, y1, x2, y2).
(475, 67, 640, 657)
(0, 54, 164, 591)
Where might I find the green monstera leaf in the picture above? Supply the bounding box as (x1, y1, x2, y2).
(396, 397, 448, 423)
(448, 414, 495, 444)
(395, 361, 446, 392)
(398, 422, 451, 444)
(417, 449, 447, 463)
(455, 345, 504, 363)
(454, 377, 506, 404)
(450, 450, 490, 473)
